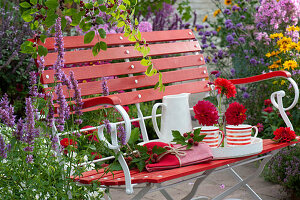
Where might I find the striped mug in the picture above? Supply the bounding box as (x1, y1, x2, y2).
(200, 126, 224, 148)
(226, 124, 258, 146)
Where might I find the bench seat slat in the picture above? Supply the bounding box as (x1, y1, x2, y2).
(53, 80, 210, 112)
(74, 139, 299, 185)
(41, 54, 205, 84)
(35, 29, 196, 50)
(48, 67, 209, 100)
(43, 41, 201, 66)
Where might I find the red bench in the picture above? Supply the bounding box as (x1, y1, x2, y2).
(34, 29, 299, 199)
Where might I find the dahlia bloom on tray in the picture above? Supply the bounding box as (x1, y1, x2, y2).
(272, 127, 297, 143)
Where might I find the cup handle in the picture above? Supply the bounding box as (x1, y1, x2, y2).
(252, 126, 259, 139)
(217, 130, 225, 148)
(151, 103, 165, 140)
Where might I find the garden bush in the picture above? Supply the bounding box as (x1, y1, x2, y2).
(0, 1, 35, 116)
(194, 0, 300, 138)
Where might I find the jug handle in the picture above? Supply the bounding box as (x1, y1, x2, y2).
(152, 103, 165, 140)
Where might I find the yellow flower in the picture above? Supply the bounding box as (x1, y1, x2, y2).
(213, 9, 221, 17)
(224, 0, 232, 5)
(287, 25, 300, 32)
(216, 26, 221, 32)
(203, 15, 208, 22)
(283, 60, 298, 70)
(271, 51, 277, 56)
(280, 80, 286, 85)
(194, 27, 197, 31)
(273, 81, 278, 85)
(275, 59, 281, 64)
(268, 63, 279, 69)
(296, 42, 300, 51)
(277, 36, 292, 46)
(290, 42, 297, 49)
(270, 33, 283, 39)
(265, 52, 272, 57)
(279, 43, 291, 53)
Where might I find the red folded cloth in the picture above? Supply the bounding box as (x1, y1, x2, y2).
(144, 142, 213, 172)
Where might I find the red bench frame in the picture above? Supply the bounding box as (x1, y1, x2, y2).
(33, 29, 299, 199)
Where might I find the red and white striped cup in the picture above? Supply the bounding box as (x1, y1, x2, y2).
(200, 126, 224, 148)
(226, 124, 258, 146)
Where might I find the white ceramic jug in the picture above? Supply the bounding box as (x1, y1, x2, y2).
(152, 93, 193, 142)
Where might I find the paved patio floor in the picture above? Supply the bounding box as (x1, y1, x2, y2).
(108, 162, 288, 200)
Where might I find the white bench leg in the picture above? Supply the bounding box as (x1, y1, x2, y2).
(156, 183, 174, 200)
(182, 169, 214, 200)
(131, 183, 153, 200)
(228, 165, 262, 200)
(212, 150, 280, 200)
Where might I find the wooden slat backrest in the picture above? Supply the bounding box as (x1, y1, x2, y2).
(38, 29, 209, 112)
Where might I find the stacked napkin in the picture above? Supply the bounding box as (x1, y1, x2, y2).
(144, 142, 213, 172)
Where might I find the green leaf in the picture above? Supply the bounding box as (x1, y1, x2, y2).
(70, 13, 81, 26)
(186, 143, 193, 150)
(98, 28, 106, 39)
(84, 31, 95, 44)
(30, 0, 37, 5)
(89, 145, 96, 151)
(99, 5, 107, 12)
(172, 130, 186, 145)
(117, 21, 125, 28)
(37, 45, 48, 56)
(64, 8, 77, 16)
(194, 134, 206, 142)
(136, 145, 148, 154)
(61, 17, 67, 30)
(99, 41, 107, 50)
(140, 59, 149, 66)
(109, 162, 122, 171)
(45, 0, 59, 9)
(128, 128, 140, 145)
(96, 17, 104, 24)
(152, 145, 167, 155)
(92, 42, 101, 56)
(123, 0, 130, 5)
(98, 0, 104, 4)
(194, 128, 201, 136)
(82, 22, 92, 32)
(132, 160, 144, 172)
(22, 14, 34, 22)
(119, 4, 126, 10)
(20, 2, 31, 8)
(44, 13, 58, 27)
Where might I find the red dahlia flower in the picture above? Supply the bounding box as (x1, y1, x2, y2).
(60, 138, 77, 148)
(91, 152, 102, 160)
(263, 107, 273, 113)
(214, 78, 236, 98)
(193, 100, 219, 126)
(225, 102, 247, 125)
(264, 99, 271, 106)
(273, 127, 296, 143)
(81, 126, 99, 143)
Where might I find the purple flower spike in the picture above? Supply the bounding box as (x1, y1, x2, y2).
(13, 118, 24, 141)
(103, 119, 111, 134)
(102, 77, 109, 96)
(243, 92, 250, 99)
(0, 94, 15, 128)
(117, 124, 126, 145)
(46, 94, 55, 128)
(24, 98, 39, 149)
(0, 135, 8, 158)
(70, 71, 83, 121)
(55, 84, 69, 131)
(26, 154, 34, 163)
